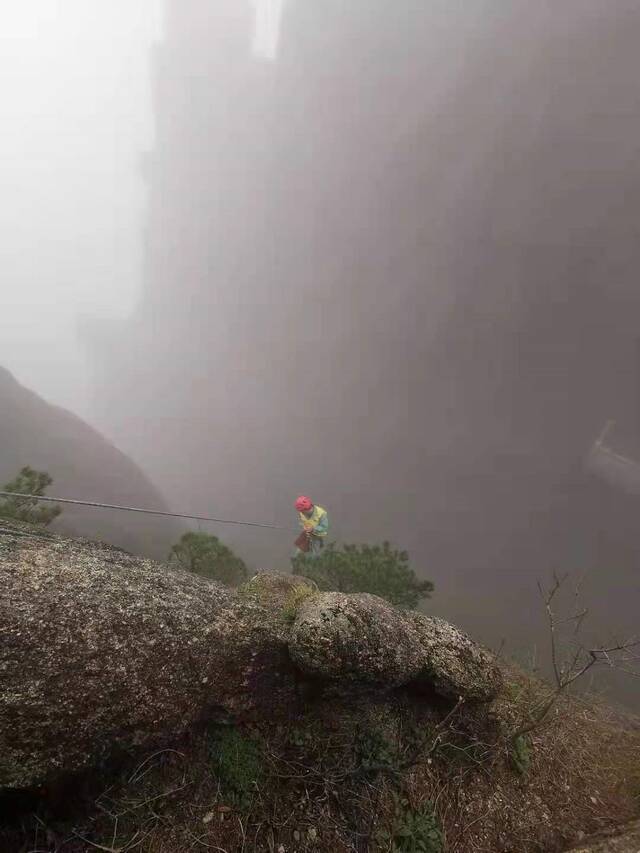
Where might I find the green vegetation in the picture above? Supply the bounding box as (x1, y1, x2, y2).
(354, 727, 444, 852)
(207, 726, 263, 808)
(510, 733, 532, 776)
(4, 680, 640, 853)
(0, 466, 61, 526)
(293, 541, 433, 609)
(169, 531, 247, 586)
(379, 794, 444, 853)
(354, 726, 398, 774)
(281, 583, 316, 623)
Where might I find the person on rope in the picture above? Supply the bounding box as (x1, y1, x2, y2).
(294, 495, 328, 558)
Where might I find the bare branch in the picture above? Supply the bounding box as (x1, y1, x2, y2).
(511, 574, 638, 745)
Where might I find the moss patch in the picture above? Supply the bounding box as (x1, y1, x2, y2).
(207, 726, 264, 809)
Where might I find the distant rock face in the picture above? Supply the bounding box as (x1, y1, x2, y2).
(0, 366, 182, 558)
(0, 525, 502, 791)
(91, 0, 640, 715)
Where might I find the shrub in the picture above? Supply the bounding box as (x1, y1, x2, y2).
(379, 794, 444, 853)
(292, 541, 433, 609)
(354, 727, 397, 773)
(0, 466, 61, 526)
(169, 531, 247, 586)
(510, 733, 532, 776)
(207, 727, 263, 808)
(281, 584, 316, 623)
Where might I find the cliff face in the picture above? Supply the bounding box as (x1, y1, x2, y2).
(91, 2, 640, 704)
(0, 366, 182, 557)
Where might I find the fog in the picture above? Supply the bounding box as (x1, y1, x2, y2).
(3, 2, 640, 706)
(0, 1, 161, 417)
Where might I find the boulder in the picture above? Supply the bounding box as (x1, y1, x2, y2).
(0, 523, 296, 790)
(0, 523, 502, 791)
(289, 592, 502, 701)
(289, 591, 425, 685)
(406, 612, 503, 701)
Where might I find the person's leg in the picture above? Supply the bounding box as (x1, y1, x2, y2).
(306, 538, 323, 560)
(291, 546, 307, 572)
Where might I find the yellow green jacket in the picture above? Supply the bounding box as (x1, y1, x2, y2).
(298, 504, 329, 538)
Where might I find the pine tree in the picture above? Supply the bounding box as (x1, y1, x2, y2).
(0, 466, 62, 526)
(293, 541, 433, 609)
(169, 531, 247, 586)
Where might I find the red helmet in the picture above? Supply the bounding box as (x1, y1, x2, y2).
(295, 495, 313, 512)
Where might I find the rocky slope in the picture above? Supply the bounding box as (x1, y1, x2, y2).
(0, 365, 181, 558)
(0, 523, 638, 852)
(0, 521, 500, 791)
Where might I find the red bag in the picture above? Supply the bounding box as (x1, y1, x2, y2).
(294, 531, 311, 553)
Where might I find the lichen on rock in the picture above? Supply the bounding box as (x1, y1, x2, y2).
(406, 611, 503, 701)
(289, 591, 425, 685)
(239, 569, 317, 609)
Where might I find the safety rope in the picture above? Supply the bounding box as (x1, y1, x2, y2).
(0, 491, 296, 532)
